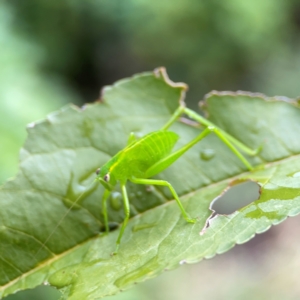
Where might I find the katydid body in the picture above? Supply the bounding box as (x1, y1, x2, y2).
(96, 105, 259, 254)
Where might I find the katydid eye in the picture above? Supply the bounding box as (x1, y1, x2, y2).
(96, 168, 101, 175)
(104, 174, 110, 182)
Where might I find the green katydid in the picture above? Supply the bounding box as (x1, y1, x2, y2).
(96, 104, 260, 254)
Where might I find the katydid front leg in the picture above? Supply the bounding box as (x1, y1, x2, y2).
(101, 184, 131, 255)
(113, 183, 130, 255)
(101, 189, 111, 234)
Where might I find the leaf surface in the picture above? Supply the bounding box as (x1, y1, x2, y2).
(1, 70, 300, 299)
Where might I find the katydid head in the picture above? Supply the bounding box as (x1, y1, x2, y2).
(95, 166, 116, 191)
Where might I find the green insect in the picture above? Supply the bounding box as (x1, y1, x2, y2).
(96, 104, 260, 254)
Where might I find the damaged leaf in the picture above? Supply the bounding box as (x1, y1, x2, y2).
(1, 70, 300, 299)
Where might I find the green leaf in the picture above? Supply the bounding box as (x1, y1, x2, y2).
(1, 69, 300, 299)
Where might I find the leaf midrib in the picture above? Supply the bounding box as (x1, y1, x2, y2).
(1, 153, 299, 293)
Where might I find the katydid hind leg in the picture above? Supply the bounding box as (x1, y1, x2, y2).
(161, 106, 185, 130)
(130, 177, 197, 223)
(161, 105, 260, 157)
(211, 126, 254, 170)
(146, 125, 253, 178)
(182, 107, 261, 156)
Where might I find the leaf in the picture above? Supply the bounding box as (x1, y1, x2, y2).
(1, 69, 300, 299)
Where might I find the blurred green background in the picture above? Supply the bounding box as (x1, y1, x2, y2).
(2, 0, 300, 299)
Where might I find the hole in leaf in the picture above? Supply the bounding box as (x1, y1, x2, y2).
(211, 180, 261, 214)
(201, 180, 261, 235)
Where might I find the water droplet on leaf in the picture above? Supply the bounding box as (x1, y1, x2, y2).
(200, 149, 215, 161)
(146, 185, 153, 192)
(110, 192, 122, 211)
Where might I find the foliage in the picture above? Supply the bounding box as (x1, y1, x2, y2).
(1, 69, 300, 299)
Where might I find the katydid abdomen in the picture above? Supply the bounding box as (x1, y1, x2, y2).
(106, 130, 179, 182)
